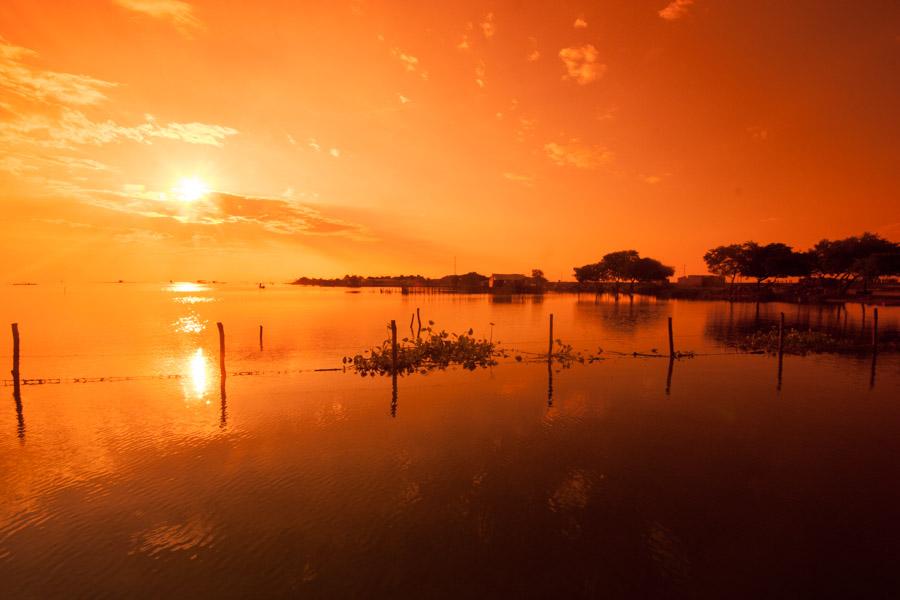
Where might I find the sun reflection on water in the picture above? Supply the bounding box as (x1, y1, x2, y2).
(174, 314, 206, 334)
(185, 348, 211, 401)
(165, 282, 209, 293)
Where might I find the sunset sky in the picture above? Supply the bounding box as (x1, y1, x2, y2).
(1, 0, 898, 282)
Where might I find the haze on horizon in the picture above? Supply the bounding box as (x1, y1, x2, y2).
(1, 0, 898, 283)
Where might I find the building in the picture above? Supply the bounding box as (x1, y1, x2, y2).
(489, 273, 531, 292)
(677, 275, 726, 288)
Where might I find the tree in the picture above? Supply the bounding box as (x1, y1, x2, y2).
(573, 262, 606, 284)
(703, 244, 743, 297)
(737, 242, 810, 292)
(810, 233, 900, 291)
(574, 250, 674, 295)
(631, 257, 675, 283)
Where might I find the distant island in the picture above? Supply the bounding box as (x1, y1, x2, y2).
(291, 271, 559, 294)
(291, 233, 900, 305)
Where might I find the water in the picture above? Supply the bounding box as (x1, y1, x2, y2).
(1, 284, 898, 597)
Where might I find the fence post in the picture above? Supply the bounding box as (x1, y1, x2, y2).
(391, 320, 398, 373)
(217, 322, 226, 380)
(11, 322, 20, 389)
(548, 313, 554, 360)
(259, 325, 263, 352)
(668, 317, 675, 357)
(872, 307, 879, 354)
(778, 312, 785, 356)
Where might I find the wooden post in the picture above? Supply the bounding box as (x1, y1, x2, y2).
(416, 308, 422, 338)
(548, 313, 554, 359)
(409, 312, 415, 337)
(872, 307, 879, 354)
(667, 317, 675, 358)
(217, 322, 226, 380)
(778, 312, 785, 356)
(11, 323, 20, 395)
(259, 325, 263, 352)
(391, 320, 398, 373)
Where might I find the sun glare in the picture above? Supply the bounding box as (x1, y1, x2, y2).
(173, 177, 210, 202)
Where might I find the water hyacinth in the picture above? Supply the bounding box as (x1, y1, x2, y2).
(735, 327, 896, 355)
(343, 322, 504, 376)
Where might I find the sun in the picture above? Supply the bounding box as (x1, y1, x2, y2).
(173, 176, 210, 202)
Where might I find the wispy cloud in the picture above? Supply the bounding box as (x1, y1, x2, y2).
(0, 109, 237, 149)
(112, 0, 202, 34)
(502, 172, 534, 187)
(573, 18, 588, 29)
(480, 13, 496, 39)
(558, 45, 606, 85)
(391, 47, 426, 79)
(544, 140, 613, 169)
(658, 0, 694, 21)
(475, 61, 486, 88)
(526, 37, 540, 62)
(0, 38, 116, 105)
(90, 189, 371, 239)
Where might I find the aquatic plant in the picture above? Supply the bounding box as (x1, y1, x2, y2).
(735, 327, 895, 355)
(344, 322, 504, 376)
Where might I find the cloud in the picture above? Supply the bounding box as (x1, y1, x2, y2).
(398, 94, 411, 104)
(329, 148, 341, 158)
(0, 37, 116, 105)
(112, 0, 202, 34)
(475, 61, 486, 88)
(574, 18, 588, 29)
(90, 189, 371, 238)
(544, 140, 613, 169)
(480, 13, 496, 38)
(527, 50, 541, 62)
(644, 175, 662, 184)
(0, 108, 238, 149)
(747, 126, 769, 141)
(391, 48, 420, 73)
(658, 0, 694, 21)
(502, 172, 534, 187)
(558, 45, 606, 85)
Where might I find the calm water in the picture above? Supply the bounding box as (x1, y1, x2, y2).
(1, 284, 899, 598)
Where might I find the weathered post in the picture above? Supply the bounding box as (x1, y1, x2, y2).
(668, 317, 675, 358)
(259, 325, 264, 352)
(217, 322, 226, 380)
(11, 323, 20, 398)
(416, 308, 422, 339)
(872, 307, 879, 354)
(778, 312, 785, 356)
(409, 313, 415, 337)
(391, 320, 398, 373)
(548, 313, 554, 360)
(777, 312, 785, 391)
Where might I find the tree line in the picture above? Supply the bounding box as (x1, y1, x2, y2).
(703, 233, 900, 292)
(573, 233, 899, 296)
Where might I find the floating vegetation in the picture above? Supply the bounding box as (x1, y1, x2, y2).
(735, 327, 895, 355)
(344, 322, 505, 376)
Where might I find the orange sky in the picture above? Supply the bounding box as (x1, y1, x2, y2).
(1, 0, 898, 282)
